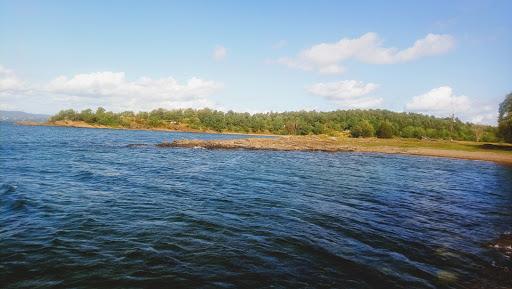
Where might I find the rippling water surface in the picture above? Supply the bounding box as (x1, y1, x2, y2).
(1, 122, 511, 288)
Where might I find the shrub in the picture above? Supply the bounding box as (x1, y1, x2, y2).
(351, 120, 374, 138)
(376, 121, 393, 138)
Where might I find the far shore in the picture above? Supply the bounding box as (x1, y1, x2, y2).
(17, 120, 512, 165)
(16, 120, 278, 136)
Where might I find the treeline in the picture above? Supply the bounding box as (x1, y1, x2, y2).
(50, 107, 499, 142)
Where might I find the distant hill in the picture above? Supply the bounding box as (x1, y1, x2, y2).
(0, 110, 50, 122)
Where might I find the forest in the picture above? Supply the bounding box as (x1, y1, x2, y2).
(49, 107, 499, 142)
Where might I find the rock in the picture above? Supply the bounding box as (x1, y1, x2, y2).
(486, 233, 512, 258)
(436, 270, 458, 283)
(126, 143, 151, 148)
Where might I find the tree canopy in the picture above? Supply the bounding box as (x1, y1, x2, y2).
(350, 120, 374, 138)
(49, 107, 499, 142)
(376, 120, 394, 139)
(498, 93, 512, 142)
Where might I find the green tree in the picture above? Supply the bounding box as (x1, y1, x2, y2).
(79, 109, 95, 123)
(48, 107, 499, 141)
(376, 120, 393, 138)
(498, 93, 512, 143)
(351, 120, 374, 138)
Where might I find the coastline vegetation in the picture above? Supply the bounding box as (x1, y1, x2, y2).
(498, 93, 512, 142)
(49, 107, 499, 142)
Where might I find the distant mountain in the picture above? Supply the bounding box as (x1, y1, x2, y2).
(0, 110, 50, 122)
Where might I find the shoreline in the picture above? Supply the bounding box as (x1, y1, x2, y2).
(16, 121, 512, 165)
(158, 136, 512, 166)
(15, 120, 279, 137)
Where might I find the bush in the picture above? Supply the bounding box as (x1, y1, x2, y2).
(351, 120, 374, 138)
(401, 126, 426, 139)
(376, 121, 393, 138)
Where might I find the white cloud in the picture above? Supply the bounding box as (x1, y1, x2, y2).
(307, 80, 382, 108)
(470, 111, 498, 124)
(307, 80, 378, 100)
(212, 45, 227, 61)
(0, 67, 223, 112)
(0, 66, 27, 92)
(405, 86, 498, 125)
(276, 33, 455, 74)
(46, 72, 221, 100)
(395, 34, 455, 62)
(405, 86, 470, 114)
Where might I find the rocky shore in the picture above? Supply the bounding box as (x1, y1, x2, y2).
(157, 136, 512, 165)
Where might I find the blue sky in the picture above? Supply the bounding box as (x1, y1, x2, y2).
(0, 0, 510, 124)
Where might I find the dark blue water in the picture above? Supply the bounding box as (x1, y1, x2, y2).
(1, 122, 511, 289)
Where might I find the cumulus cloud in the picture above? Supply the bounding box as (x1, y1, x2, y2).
(405, 86, 470, 115)
(212, 45, 227, 61)
(307, 80, 382, 108)
(0, 66, 27, 92)
(469, 111, 498, 124)
(405, 86, 498, 125)
(276, 33, 455, 74)
(308, 80, 378, 100)
(46, 72, 221, 100)
(395, 34, 455, 62)
(0, 67, 223, 112)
